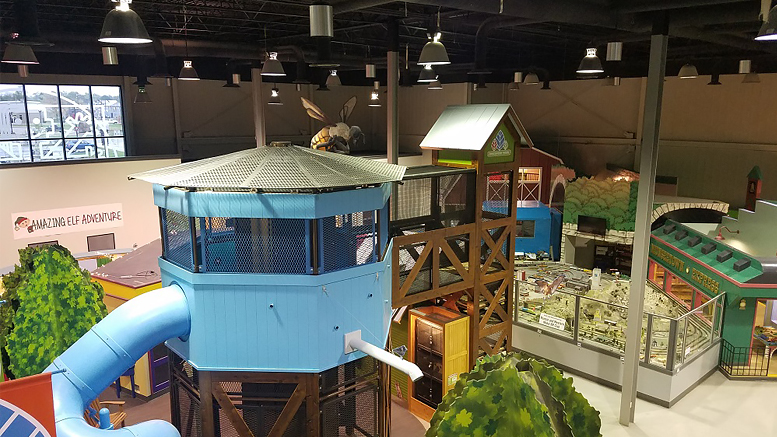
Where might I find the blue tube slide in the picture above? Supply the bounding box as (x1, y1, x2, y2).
(44, 285, 190, 437)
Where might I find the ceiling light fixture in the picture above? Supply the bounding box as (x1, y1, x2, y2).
(17, 65, 29, 78)
(743, 72, 761, 84)
(508, 72, 522, 91)
(756, 0, 777, 41)
(261, 51, 286, 77)
(269, 86, 283, 105)
(224, 73, 241, 88)
(102, 46, 119, 65)
(524, 72, 540, 85)
(577, 47, 604, 74)
(179, 60, 200, 81)
(418, 65, 437, 83)
(2, 43, 39, 65)
(369, 81, 381, 107)
(678, 63, 698, 79)
(606, 41, 623, 61)
(178, 7, 199, 81)
(366, 63, 376, 79)
(133, 76, 151, 86)
(739, 60, 760, 83)
(326, 69, 341, 87)
(134, 86, 152, 103)
(98, 0, 152, 44)
(418, 10, 450, 66)
(428, 80, 442, 90)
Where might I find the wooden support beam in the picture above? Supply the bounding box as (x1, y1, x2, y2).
(212, 383, 256, 437)
(268, 383, 306, 437)
(199, 371, 215, 437)
(306, 374, 320, 437)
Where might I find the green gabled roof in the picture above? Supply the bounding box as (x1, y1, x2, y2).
(652, 220, 764, 284)
(748, 166, 763, 180)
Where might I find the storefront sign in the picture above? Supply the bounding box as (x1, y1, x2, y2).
(650, 244, 685, 272)
(11, 203, 123, 240)
(484, 123, 515, 164)
(691, 268, 720, 294)
(539, 312, 566, 331)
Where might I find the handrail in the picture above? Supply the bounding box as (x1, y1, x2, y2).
(515, 276, 725, 373)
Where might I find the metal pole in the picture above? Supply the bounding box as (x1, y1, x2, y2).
(619, 16, 668, 426)
(251, 68, 266, 147)
(387, 19, 399, 221)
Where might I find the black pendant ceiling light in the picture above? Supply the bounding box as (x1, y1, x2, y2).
(99, 0, 152, 44)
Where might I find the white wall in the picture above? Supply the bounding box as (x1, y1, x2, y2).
(10, 71, 777, 208)
(508, 74, 777, 208)
(0, 158, 179, 269)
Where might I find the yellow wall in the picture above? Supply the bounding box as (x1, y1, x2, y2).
(96, 278, 162, 398)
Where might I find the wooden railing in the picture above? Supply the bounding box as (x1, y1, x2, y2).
(391, 224, 476, 308)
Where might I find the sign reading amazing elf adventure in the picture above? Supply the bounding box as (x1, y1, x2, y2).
(11, 203, 124, 240)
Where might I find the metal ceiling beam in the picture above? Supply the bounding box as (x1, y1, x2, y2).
(332, 0, 395, 14)
(400, 0, 615, 27)
(619, 0, 751, 14)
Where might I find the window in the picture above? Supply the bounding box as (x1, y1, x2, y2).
(28, 240, 58, 248)
(516, 220, 535, 238)
(0, 84, 126, 164)
(87, 233, 116, 251)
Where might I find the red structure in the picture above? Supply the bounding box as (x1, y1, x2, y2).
(518, 147, 564, 205)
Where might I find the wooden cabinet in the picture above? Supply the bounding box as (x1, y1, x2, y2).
(408, 306, 469, 421)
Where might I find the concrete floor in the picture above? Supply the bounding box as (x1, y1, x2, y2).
(112, 371, 776, 436)
(571, 371, 777, 437)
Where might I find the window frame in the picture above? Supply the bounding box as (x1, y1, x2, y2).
(0, 83, 127, 165)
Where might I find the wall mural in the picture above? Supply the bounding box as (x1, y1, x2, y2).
(0, 245, 106, 378)
(562, 177, 638, 232)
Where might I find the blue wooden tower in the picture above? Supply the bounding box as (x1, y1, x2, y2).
(131, 145, 408, 437)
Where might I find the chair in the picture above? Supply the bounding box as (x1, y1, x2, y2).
(84, 398, 126, 430)
(115, 365, 136, 398)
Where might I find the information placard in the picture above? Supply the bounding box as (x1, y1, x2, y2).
(539, 312, 567, 331)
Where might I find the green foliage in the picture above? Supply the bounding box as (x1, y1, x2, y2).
(562, 177, 636, 232)
(427, 353, 601, 437)
(0, 246, 106, 378)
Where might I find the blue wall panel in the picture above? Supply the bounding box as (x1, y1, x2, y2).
(154, 184, 391, 219)
(161, 255, 391, 373)
(515, 204, 553, 256)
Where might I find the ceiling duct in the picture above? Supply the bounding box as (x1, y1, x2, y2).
(606, 41, 623, 61)
(310, 4, 334, 37)
(470, 17, 539, 75)
(12, 0, 52, 46)
(309, 3, 339, 67)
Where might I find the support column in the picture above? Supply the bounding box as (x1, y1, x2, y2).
(252, 68, 266, 147)
(199, 370, 215, 437)
(387, 19, 399, 220)
(619, 16, 669, 426)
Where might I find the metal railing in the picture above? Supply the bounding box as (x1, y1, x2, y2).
(719, 339, 774, 378)
(513, 279, 725, 373)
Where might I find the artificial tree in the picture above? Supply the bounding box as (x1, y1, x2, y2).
(0, 245, 107, 379)
(427, 352, 602, 437)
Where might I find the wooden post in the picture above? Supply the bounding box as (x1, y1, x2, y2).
(306, 373, 320, 437)
(378, 360, 391, 437)
(199, 371, 215, 437)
